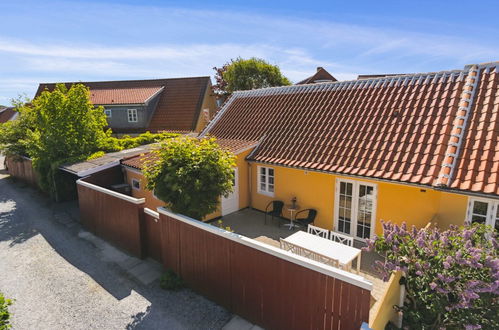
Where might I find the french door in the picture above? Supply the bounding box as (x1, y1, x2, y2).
(334, 179, 377, 240)
(467, 198, 499, 231)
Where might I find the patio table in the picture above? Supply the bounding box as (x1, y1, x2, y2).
(283, 204, 300, 230)
(283, 231, 362, 273)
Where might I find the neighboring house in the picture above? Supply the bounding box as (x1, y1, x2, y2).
(296, 67, 337, 84)
(0, 107, 17, 123)
(35, 77, 217, 134)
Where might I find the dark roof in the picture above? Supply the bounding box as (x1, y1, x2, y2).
(35, 77, 211, 132)
(60, 144, 156, 177)
(0, 107, 16, 123)
(202, 62, 499, 196)
(296, 67, 337, 85)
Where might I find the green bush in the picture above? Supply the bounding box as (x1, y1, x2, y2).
(0, 293, 13, 329)
(99, 132, 178, 153)
(159, 269, 184, 290)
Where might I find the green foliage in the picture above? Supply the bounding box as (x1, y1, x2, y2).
(24, 84, 109, 198)
(367, 222, 499, 329)
(143, 136, 236, 219)
(99, 131, 178, 153)
(0, 97, 33, 157)
(0, 292, 13, 329)
(159, 269, 184, 290)
(212, 57, 291, 99)
(216, 219, 233, 232)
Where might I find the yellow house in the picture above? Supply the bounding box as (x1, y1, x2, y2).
(121, 62, 498, 243)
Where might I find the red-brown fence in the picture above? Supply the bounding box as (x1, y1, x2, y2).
(6, 156, 39, 188)
(77, 178, 146, 257)
(143, 208, 162, 262)
(76, 179, 372, 329)
(159, 209, 372, 330)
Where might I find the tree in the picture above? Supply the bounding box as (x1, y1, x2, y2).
(365, 222, 499, 329)
(212, 57, 291, 101)
(0, 97, 32, 157)
(143, 136, 236, 219)
(26, 84, 109, 198)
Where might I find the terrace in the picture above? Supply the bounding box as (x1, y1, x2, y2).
(214, 208, 390, 322)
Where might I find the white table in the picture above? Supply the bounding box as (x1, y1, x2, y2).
(282, 204, 300, 230)
(283, 231, 362, 273)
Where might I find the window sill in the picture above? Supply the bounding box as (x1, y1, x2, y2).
(257, 190, 275, 197)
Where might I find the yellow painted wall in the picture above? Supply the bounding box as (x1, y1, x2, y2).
(249, 162, 470, 235)
(203, 149, 252, 221)
(435, 192, 468, 228)
(369, 271, 402, 330)
(194, 81, 218, 132)
(124, 167, 165, 211)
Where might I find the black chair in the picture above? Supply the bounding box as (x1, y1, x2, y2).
(265, 200, 284, 225)
(295, 209, 317, 228)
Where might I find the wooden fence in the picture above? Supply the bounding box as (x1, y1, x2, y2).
(76, 179, 373, 329)
(143, 208, 162, 262)
(159, 209, 372, 330)
(6, 156, 39, 188)
(77, 178, 146, 257)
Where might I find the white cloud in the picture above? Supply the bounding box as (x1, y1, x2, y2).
(1, 3, 498, 101)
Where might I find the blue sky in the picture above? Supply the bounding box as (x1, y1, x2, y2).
(1, 0, 498, 104)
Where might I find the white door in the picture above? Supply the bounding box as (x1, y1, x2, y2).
(221, 168, 239, 216)
(334, 179, 377, 240)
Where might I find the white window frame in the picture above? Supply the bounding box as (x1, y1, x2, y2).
(127, 108, 138, 123)
(131, 178, 140, 190)
(333, 178, 377, 241)
(466, 197, 498, 230)
(104, 109, 112, 118)
(257, 166, 275, 197)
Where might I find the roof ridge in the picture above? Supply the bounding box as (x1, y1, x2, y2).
(435, 64, 481, 187)
(39, 76, 211, 85)
(231, 68, 469, 98)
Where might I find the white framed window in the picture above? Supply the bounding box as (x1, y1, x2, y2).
(131, 178, 140, 190)
(104, 109, 112, 118)
(466, 197, 498, 231)
(257, 166, 275, 196)
(127, 109, 138, 122)
(334, 179, 377, 240)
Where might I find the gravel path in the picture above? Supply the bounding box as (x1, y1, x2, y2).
(0, 159, 231, 330)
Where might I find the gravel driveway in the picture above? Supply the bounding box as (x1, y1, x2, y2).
(0, 158, 231, 329)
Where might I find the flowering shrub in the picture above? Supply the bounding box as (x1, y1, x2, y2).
(365, 222, 498, 329)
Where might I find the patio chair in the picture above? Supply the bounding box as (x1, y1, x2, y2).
(295, 209, 317, 227)
(307, 224, 329, 238)
(264, 200, 284, 225)
(329, 231, 354, 246)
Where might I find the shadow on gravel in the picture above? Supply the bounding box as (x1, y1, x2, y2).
(0, 174, 231, 329)
(0, 197, 38, 247)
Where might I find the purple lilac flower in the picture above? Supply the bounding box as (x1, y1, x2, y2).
(430, 282, 437, 290)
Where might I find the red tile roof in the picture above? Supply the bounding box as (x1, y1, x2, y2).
(89, 86, 164, 105)
(121, 138, 258, 170)
(36, 77, 211, 132)
(296, 67, 337, 85)
(0, 107, 16, 123)
(202, 62, 499, 196)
